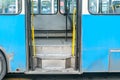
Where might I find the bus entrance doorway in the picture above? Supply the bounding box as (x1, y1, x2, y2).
(28, 0, 79, 74)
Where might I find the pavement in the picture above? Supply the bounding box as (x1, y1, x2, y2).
(3, 73, 120, 80)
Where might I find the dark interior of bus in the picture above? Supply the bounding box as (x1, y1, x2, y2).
(28, 0, 79, 73)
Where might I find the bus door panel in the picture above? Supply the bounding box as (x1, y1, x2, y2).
(0, 0, 26, 72)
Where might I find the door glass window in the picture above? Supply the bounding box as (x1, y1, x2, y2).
(60, 0, 76, 14)
(0, 0, 21, 14)
(89, 0, 120, 14)
(31, 0, 39, 14)
(31, 0, 57, 14)
(40, 0, 57, 14)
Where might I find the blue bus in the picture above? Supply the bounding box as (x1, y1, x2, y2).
(0, 0, 120, 79)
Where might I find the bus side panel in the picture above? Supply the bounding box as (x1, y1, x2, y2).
(0, 15, 26, 72)
(81, 15, 120, 72)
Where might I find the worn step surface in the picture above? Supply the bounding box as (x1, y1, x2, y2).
(35, 38, 72, 54)
(35, 38, 72, 70)
(26, 67, 79, 74)
(35, 33, 72, 38)
(36, 53, 71, 59)
(36, 45, 71, 54)
(35, 53, 72, 70)
(36, 58, 71, 70)
(35, 38, 72, 45)
(35, 30, 72, 38)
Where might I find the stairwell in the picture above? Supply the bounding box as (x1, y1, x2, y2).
(33, 31, 75, 72)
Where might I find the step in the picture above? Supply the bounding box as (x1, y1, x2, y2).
(36, 53, 71, 59)
(36, 45, 72, 54)
(35, 38, 72, 45)
(36, 57, 71, 70)
(35, 33, 72, 38)
(34, 38, 72, 70)
(35, 30, 72, 38)
(25, 68, 80, 74)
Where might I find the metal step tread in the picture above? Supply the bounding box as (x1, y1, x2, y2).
(25, 68, 80, 74)
(36, 44, 71, 47)
(25, 71, 80, 74)
(35, 30, 72, 38)
(36, 53, 71, 59)
(35, 38, 72, 45)
(34, 30, 72, 33)
(35, 33, 72, 37)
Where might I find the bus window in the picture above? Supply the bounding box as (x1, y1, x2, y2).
(89, 0, 120, 14)
(31, 0, 39, 14)
(60, 0, 76, 14)
(113, 1, 120, 14)
(0, 0, 21, 14)
(89, 0, 99, 14)
(40, 0, 57, 14)
(101, 0, 109, 13)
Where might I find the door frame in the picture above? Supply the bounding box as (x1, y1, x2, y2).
(26, 0, 83, 73)
(76, 0, 82, 72)
(26, 0, 33, 71)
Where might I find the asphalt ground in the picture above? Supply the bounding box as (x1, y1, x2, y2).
(3, 73, 120, 80)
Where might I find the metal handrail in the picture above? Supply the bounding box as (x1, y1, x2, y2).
(31, 0, 36, 57)
(72, 8, 76, 57)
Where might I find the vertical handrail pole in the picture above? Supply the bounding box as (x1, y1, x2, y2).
(31, 0, 36, 57)
(72, 8, 76, 57)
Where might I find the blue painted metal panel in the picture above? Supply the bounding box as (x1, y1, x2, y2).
(81, 15, 120, 72)
(0, 15, 26, 72)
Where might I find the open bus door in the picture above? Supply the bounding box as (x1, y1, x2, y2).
(26, 0, 82, 74)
